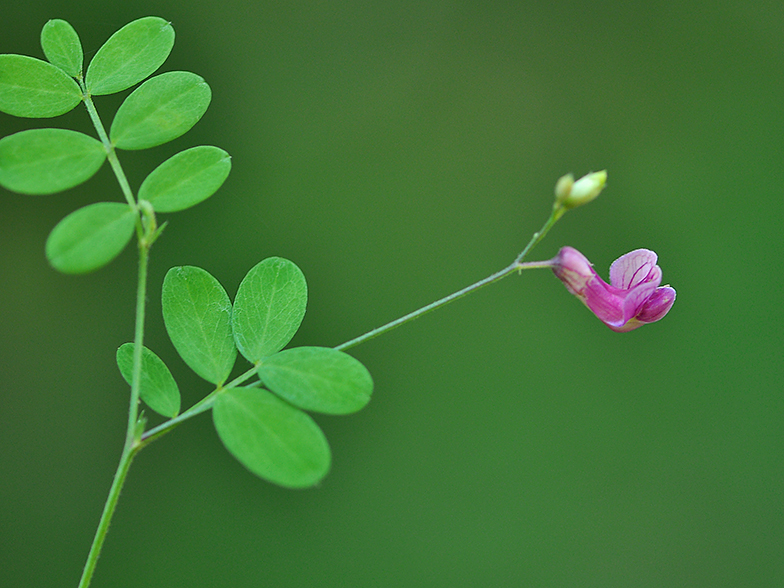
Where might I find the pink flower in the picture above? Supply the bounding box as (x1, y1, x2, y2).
(552, 247, 676, 332)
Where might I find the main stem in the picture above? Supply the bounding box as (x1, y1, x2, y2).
(76, 441, 138, 588)
(78, 241, 150, 588)
(78, 88, 151, 588)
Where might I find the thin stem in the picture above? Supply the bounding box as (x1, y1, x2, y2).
(139, 391, 219, 447)
(77, 443, 139, 588)
(335, 207, 562, 352)
(139, 366, 259, 446)
(77, 91, 152, 588)
(127, 241, 150, 442)
(334, 262, 511, 352)
(78, 242, 151, 588)
(80, 86, 136, 209)
(514, 204, 564, 264)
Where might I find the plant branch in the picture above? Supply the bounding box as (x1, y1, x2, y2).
(139, 365, 260, 446)
(80, 86, 136, 210)
(335, 206, 563, 352)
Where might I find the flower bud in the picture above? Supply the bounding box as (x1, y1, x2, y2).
(561, 170, 607, 209)
(553, 173, 575, 207)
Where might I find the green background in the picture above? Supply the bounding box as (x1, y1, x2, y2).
(1, 2, 782, 587)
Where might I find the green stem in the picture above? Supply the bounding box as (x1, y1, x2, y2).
(78, 242, 151, 588)
(139, 366, 260, 446)
(141, 204, 566, 449)
(81, 87, 136, 209)
(77, 91, 152, 588)
(124, 204, 566, 451)
(127, 241, 150, 441)
(77, 442, 140, 588)
(514, 204, 565, 264)
(335, 206, 563, 352)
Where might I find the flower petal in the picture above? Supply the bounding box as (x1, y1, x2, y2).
(606, 317, 646, 333)
(621, 279, 661, 325)
(636, 286, 677, 323)
(609, 249, 659, 289)
(582, 278, 625, 327)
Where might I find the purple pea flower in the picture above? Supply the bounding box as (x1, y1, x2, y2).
(551, 247, 676, 332)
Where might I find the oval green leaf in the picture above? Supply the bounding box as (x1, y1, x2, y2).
(138, 146, 231, 213)
(232, 258, 308, 363)
(213, 387, 331, 488)
(85, 17, 174, 95)
(116, 343, 180, 417)
(258, 347, 373, 415)
(0, 54, 81, 117)
(0, 129, 106, 195)
(110, 71, 211, 150)
(162, 266, 237, 385)
(45, 202, 136, 273)
(41, 19, 83, 78)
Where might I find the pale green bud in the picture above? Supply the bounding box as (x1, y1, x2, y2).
(561, 170, 607, 209)
(553, 173, 575, 207)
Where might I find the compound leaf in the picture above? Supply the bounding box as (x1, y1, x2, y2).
(257, 347, 373, 415)
(110, 71, 211, 150)
(85, 16, 174, 95)
(41, 19, 83, 78)
(46, 202, 136, 273)
(213, 387, 331, 488)
(0, 128, 105, 194)
(162, 266, 237, 385)
(138, 145, 231, 213)
(0, 54, 81, 117)
(232, 258, 307, 363)
(116, 343, 180, 417)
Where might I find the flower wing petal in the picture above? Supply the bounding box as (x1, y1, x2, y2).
(582, 279, 625, 327)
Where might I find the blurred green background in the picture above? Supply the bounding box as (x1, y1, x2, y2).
(2, 1, 782, 587)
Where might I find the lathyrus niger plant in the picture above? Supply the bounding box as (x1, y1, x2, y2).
(0, 17, 676, 588)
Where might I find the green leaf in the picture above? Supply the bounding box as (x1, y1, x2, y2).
(0, 54, 81, 117)
(46, 202, 136, 273)
(232, 258, 308, 363)
(110, 71, 211, 150)
(162, 266, 237, 385)
(213, 387, 331, 488)
(85, 16, 174, 95)
(258, 347, 373, 415)
(41, 19, 83, 78)
(138, 146, 231, 213)
(116, 343, 180, 417)
(0, 129, 106, 195)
